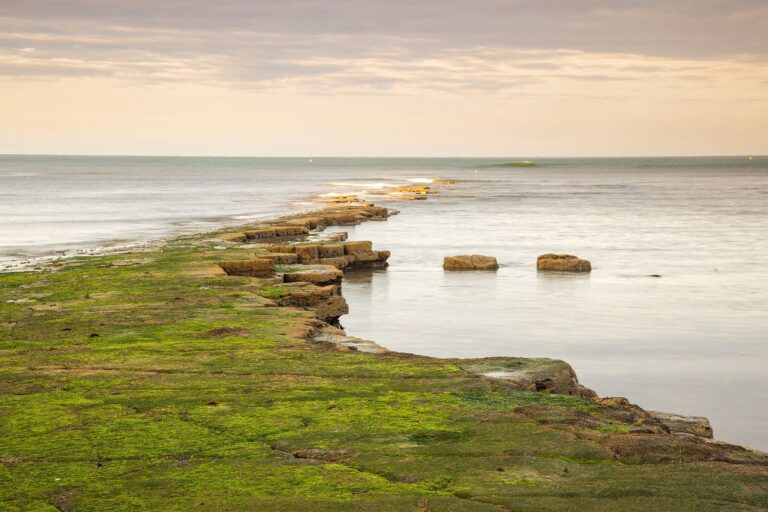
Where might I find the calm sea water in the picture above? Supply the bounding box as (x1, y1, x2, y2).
(1, 155, 766, 450)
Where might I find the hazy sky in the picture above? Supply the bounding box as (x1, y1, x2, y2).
(1, 1, 766, 156)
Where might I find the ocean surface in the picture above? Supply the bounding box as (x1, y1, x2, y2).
(1, 155, 766, 450)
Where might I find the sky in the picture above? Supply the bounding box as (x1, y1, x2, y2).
(1, 1, 766, 156)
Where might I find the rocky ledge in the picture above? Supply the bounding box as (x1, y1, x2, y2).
(216, 204, 739, 449)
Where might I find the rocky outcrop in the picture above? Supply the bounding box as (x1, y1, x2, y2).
(312, 325, 388, 354)
(649, 410, 714, 438)
(596, 397, 668, 433)
(537, 253, 591, 272)
(443, 255, 499, 271)
(243, 225, 309, 242)
(282, 265, 344, 287)
(267, 282, 349, 325)
(459, 357, 595, 398)
(265, 241, 390, 270)
(215, 204, 392, 244)
(218, 258, 275, 278)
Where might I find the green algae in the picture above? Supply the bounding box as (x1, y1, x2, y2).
(1, 217, 767, 511)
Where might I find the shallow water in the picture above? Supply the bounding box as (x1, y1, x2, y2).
(1, 155, 766, 450)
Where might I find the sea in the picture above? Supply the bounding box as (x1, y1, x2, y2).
(1, 154, 766, 450)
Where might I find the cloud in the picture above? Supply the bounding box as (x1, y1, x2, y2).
(0, 0, 766, 95)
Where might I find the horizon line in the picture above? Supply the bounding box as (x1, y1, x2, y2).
(0, 153, 764, 159)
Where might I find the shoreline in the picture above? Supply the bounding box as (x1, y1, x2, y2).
(2, 181, 767, 509)
(201, 193, 738, 448)
(5, 179, 762, 451)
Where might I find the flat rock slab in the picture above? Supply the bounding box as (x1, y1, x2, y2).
(537, 253, 591, 272)
(219, 258, 275, 278)
(281, 265, 344, 286)
(312, 332, 388, 354)
(649, 410, 714, 438)
(444, 255, 499, 271)
(458, 357, 588, 396)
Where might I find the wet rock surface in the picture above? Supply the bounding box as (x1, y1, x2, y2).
(537, 253, 592, 272)
(443, 254, 499, 271)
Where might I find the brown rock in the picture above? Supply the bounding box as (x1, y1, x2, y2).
(275, 283, 335, 308)
(218, 259, 275, 278)
(258, 253, 299, 264)
(443, 255, 499, 271)
(349, 251, 383, 263)
(343, 241, 373, 255)
(648, 411, 714, 439)
(244, 228, 278, 240)
(311, 295, 349, 324)
(272, 225, 309, 237)
(268, 244, 320, 263)
(219, 232, 247, 243)
(537, 254, 591, 272)
(271, 283, 348, 324)
(319, 256, 352, 269)
(282, 266, 344, 287)
(318, 244, 345, 258)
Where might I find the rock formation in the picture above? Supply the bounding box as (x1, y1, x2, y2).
(649, 410, 714, 438)
(218, 258, 275, 278)
(443, 254, 499, 271)
(537, 253, 592, 272)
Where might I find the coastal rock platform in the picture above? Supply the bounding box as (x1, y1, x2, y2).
(1, 197, 766, 511)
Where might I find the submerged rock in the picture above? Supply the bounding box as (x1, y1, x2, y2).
(443, 255, 499, 271)
(537, 253, 591, 272)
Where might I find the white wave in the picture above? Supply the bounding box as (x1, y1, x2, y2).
(407, 177, 434, 184)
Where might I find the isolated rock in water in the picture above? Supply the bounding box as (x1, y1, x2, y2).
(218, 258, 275, 277)
(649, 410, 714, 438)
(443, 255, 499, 271)
(537, 254, 591, 272)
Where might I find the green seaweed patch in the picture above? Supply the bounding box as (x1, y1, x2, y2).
(275, 265, 307, 274)
(452, 390, 592, 411)
(258, 285, 292, 299)
(596, 424, 631, 434)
